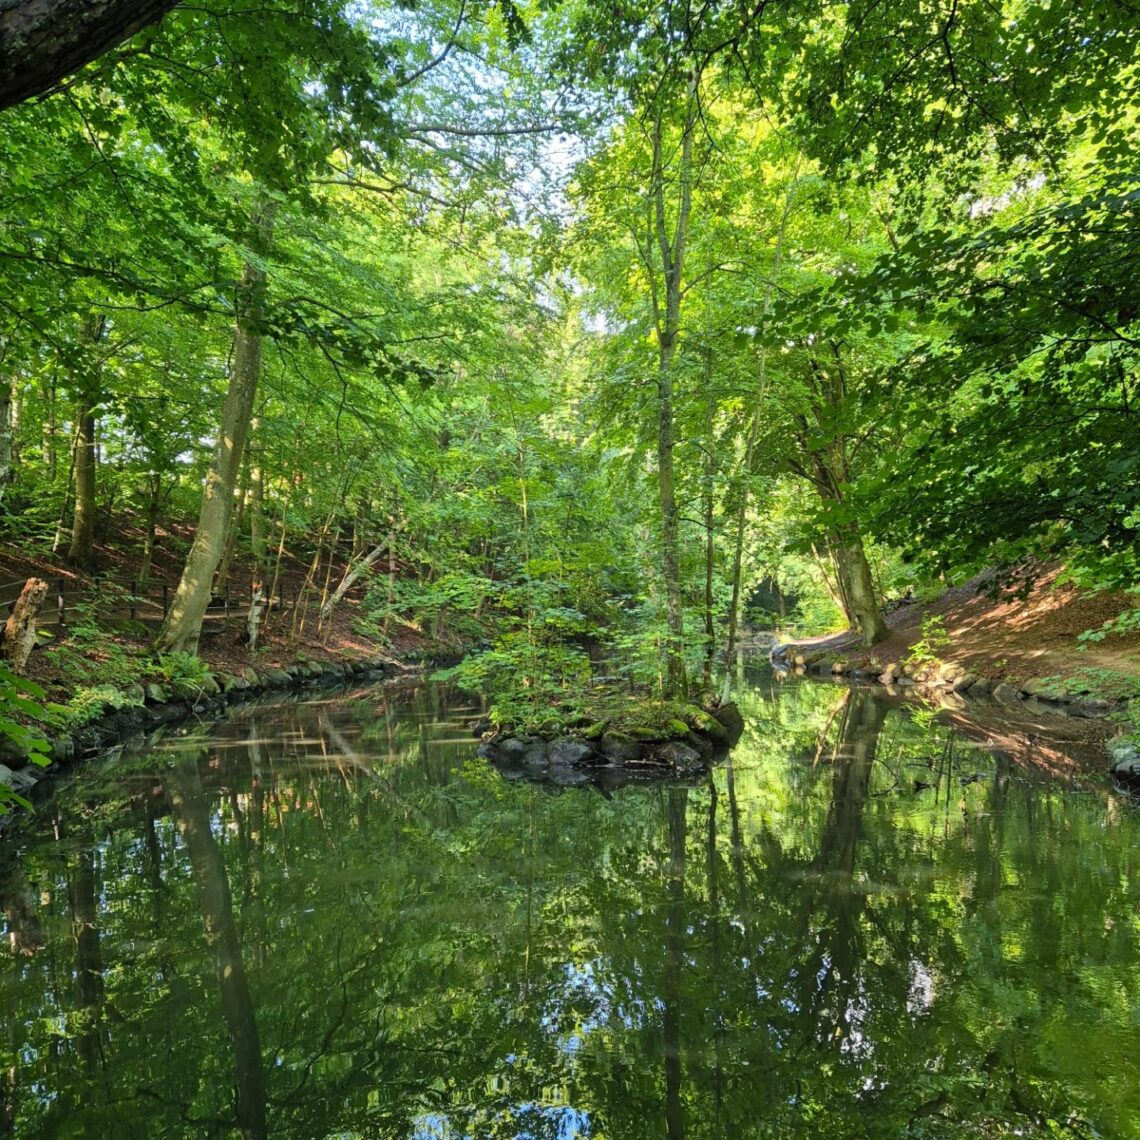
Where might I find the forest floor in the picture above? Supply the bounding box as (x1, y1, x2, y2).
(783, 564, 1139, 697)
(0, 515, 428, 702)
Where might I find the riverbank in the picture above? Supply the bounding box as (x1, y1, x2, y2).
(771, 565, 1140, 786)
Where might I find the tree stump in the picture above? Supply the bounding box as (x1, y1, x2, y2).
(1, 578, 48, 673)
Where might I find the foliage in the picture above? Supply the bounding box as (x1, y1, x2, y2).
(153, 652, 213, 688)
(45, 683, 143, 731)
(906, 615, 952, 672)
(0, 665, 52, 810)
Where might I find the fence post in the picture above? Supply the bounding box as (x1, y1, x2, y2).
(56, 578, 66, 628)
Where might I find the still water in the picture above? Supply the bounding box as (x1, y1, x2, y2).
(1, 671, 1138, 1139)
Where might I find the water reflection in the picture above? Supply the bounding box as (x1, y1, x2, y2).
(0, 678, 1137, 1138)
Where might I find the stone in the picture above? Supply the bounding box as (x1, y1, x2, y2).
(992, 683, 1020, 703)
(710, 702, 744, 745)
(1069, 699, 1112, 718)
(683, 706, 729, 743)
(496, 736, 547, 771)
(261, 667, 292, 687)
(581, 720, 608, 741)
(51, 735, 75, 762)
(240, 666, 261, 687)
(969, 677, 995, 696)
(0, 764, 41, 793)
(1020, 677, 1064, 701)
(170, 679, 203, 703)
(1110, 748, 1140, 787)
(951, 672, 979, 693)
(831, 658, 849, 675)
(652, 741, 703, 771)
(143, 682, 168, 705)
(547, 738, 597, 768)
(600, 734, 643, 766)
(198, 674, 221, 697)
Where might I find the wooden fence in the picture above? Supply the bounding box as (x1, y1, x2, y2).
(0, 574, 297, 634)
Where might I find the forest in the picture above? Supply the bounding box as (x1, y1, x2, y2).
(0, 0, 1137, 756)
(3, 5, 1140, 1138)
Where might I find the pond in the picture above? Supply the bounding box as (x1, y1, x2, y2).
(1, 669, 1138, 1138)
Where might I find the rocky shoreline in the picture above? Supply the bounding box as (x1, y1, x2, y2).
(0, 656, 412, 808)
(771, 642, 1140, 795)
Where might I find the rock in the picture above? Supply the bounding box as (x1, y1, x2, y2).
(198, 674, 221, 698)
(580, 720, 608, 741)
(496, 736, 547, 771)
(261, 667, 292, 687)
(951, 672, 979, 693)
(969, 677, 995, 696)
(600, 734, 643, 766)
(471, 717, 493, 738)
(51, 735, 75, 763)
(1110, 746, 1140, 787)
(1020, 677, 1064, 701)
(686, 733, 714, 762)
(0, 764, 41, 793)
(683, 706, 729, 744)
(143, 682, 168, 704)
(710, 702, 744, 745)
(547, 738, 597, 768)
(652, 741, 703, 771)
(1069, 699, 1112, 718)
(992, 683, 1020, 703)
(170, 679, 203, 703)
(831, 658, 849, 675)
(240, 666, 261, 687)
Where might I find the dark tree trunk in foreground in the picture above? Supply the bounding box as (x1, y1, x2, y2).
(0, 0, 181, 109)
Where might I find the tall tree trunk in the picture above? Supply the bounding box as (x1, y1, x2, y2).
(158, 209, 273, 654)
(0, 376, 11, 507)
(649, 97, 696, 701)
(701, 375, 716, 690)
(136, 471, 162, 589)
(215, 442, 251, 595)
(166, 754, 267, 1140)
(43, 368, 58, 479)
(723, 172, 797, 695)
(831, 522, 889, 646)
(67, 315, 105, 571)
(248, 417, 267, 582)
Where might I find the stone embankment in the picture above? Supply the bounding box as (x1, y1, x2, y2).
(771, 643, 1121, 719)
(0, 656, 407, 805)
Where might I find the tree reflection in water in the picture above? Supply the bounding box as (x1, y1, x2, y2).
(0, 678, 1137, 1138)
